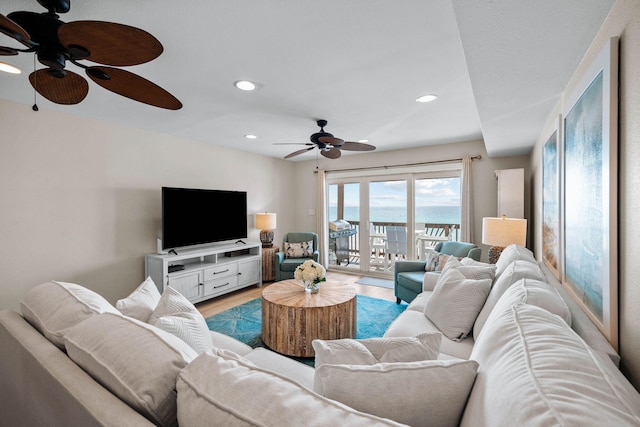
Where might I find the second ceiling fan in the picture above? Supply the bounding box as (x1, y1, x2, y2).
(278, 120, 376, 159)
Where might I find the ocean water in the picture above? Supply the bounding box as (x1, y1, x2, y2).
(329, 206, 460, 225)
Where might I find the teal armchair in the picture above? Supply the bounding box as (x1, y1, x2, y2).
(275, 232, 320, 281)
(394, 241, 481, 304)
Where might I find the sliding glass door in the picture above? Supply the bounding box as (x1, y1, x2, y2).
(414, 174, 461, 259)
(325, 164, 462, 276)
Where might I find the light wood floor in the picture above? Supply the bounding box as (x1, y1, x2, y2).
(196, 271, 395, 318)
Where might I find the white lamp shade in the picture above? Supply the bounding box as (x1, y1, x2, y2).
(482, 217, 527, 247)
(256, 213, 277, 230)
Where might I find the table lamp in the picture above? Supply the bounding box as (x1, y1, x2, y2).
(482, 215, 527, 264)
(256, 213, 277, 248)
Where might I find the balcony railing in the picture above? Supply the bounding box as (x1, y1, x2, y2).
(334, 221, 460, 264)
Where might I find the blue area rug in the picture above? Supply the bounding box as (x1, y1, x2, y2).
(205, 295, 407, 353)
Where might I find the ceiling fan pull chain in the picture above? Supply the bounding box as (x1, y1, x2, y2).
(32, 53, 38, 111)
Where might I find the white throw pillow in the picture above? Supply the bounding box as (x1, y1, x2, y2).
(313, 333, 442, 369)
(437, 256, 496, 282)
(149, 286, 213, 353)
(461, 303, 640, 427)
(473, 259, 545, 340)
(487, 278, 571, 333)
(494, 244, 536, 277)
(438, 255, 463, 274)
(284, 240, 314, 258)
(64, 312, 197, 427)
(20, 281, 119, 349)
(460, 257, 492, 267)
(315, 359, 478, 427)
(116, 277, 161, 322)
(425, 268, 491, 341)
(176, 349, 405, 427)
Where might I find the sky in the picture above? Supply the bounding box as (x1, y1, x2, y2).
(330, 177, 461, 208)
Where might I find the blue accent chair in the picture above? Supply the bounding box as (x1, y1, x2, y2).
(275, 232, 320, 281)
(394, 241, 481, 304)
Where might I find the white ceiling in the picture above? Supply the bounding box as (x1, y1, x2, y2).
(0, 0, 614, 159)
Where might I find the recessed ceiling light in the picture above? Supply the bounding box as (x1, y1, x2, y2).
(245, 134, 257, 139)
(358, 139, 369, 143)
(0, 62, 21, 74)
(234, 80, 256, 91)
(416, 94, 438, 103)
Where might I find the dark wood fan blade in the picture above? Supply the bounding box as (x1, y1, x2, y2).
(29, 69, 88, 105)
(321, 148, 342, 159)
(340, 141, 376, 151)
(59, 21, 163, 66)
(318, 136, 344, 147)
(285, 147, 314, 159)
(86, 66, 182, 110)
(0, 46, 18, 55)
(0, 13, 31, 46)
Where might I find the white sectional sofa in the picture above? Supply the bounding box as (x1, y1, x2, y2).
(1, 245, 639, 426)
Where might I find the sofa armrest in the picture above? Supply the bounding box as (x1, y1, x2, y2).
(468, 247, 482, 261)
(394, 261, 427, 298)
(209, 331, 253, 356)
(394, 260, 427, 273)
(0, 310, 154, 427)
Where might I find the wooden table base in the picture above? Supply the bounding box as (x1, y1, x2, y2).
(261, 280, 357, 357)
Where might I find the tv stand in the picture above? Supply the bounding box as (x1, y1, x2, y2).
(145, 242, 262, 304)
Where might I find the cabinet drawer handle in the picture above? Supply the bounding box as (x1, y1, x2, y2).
(214, 282, 230, 289)
(214, 269, 230, 275)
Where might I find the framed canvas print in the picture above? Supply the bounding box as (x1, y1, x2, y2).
(562, 37, 618, 350)
(542, 118, 560, 278)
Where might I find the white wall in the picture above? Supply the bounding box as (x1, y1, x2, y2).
(529, 0, 640, 389)
(0, 100, 295, 310)
(292, 139, 529, 262)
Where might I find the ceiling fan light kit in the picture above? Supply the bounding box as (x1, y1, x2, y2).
(278, 119, 376, 160)
(0, 0, 182, 110)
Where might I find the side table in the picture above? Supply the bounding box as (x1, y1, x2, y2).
(261, 245, 279, 282)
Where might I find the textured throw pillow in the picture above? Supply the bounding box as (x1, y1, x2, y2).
(64, 312, 197, 427)
(473, 259, 546, 340)
(20, 281, 120, 349)
(315, 359, 479, 427)
(438, 257, 496, 281)
(461, 303, 640, 427)
(425, 250, 440, 271)
(435, 254, 458, 271)
(149, 286, 213, 353)
(460, 257, 492, 267)
(284, 240, 314, 258)
(313, 333, 442, 368)
(425, 268, 491, 341)
(176, 349, 405, 427)
(439, 255, 463, 274)
(116, 277, 161, 322)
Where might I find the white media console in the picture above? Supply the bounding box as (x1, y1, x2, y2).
(145, 241, 262, 304)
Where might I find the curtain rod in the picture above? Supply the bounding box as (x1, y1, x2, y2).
(317, 154, 481, 174)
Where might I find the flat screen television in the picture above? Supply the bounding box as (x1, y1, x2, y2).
(162, 187, 247, 250)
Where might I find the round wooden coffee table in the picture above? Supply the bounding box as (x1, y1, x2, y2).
(261, 279, 357, 357)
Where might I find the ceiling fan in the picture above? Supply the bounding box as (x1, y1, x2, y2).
(278, 119, 376, 159)
(0, 0, 181, 110)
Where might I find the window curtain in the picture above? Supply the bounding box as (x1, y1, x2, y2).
(461, 155, 474, 243)
(316, 169, 329, 266)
